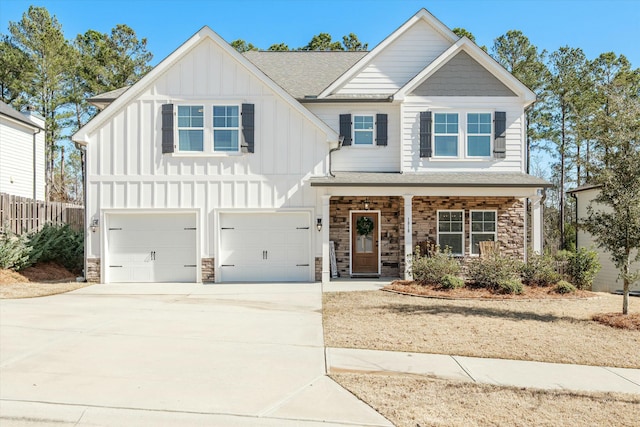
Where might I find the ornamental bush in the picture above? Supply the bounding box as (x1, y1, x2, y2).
(566, 248, 601, 290)
(497, 278, 523, 294)
(440, 274, 465, 289)
(520, 253, 561, 286)
(27, 224, 84, 274)
(0, 227, 32, 270)
(411, 246, 461, 285)
(466, 253, 522, 289)
(555, 280, 577, 294)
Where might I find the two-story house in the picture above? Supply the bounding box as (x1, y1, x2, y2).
(73, 9, 550, 284)
(0, 101, 45, 201)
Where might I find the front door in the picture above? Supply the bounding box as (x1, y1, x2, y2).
(351, 212, 379, 275)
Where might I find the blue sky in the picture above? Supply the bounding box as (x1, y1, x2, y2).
(1, 0, 639, 68)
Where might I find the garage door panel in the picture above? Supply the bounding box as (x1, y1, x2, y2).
(106, 213, 197, 283)
(219, 212, 311, 282)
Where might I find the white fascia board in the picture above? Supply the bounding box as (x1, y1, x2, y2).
(317, 8, 459, 99)
(72, 26, 338, 145)
(393, 38, 537, 105)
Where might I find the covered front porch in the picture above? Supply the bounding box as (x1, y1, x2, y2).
(311, 172, 550, 284)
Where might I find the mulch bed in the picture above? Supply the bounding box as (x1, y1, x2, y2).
(386, 280, 598, 300)
(592, 312, 640, 330)
(0, 262, 76, 285)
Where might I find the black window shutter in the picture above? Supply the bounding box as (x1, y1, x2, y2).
(161, 104, 174, 154)
(494, 111, 506, 159)
(419, 111, 432, 157)
(376, 114, 388, 146)
(241, 103, 255, 153)
(339, 114, 352, 146)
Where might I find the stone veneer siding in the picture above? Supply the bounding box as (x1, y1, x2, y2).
(86, 258, 100, 282)
(201, 258, 215, 283)
(315, 257, 322, 282)
(330, 197, 404, 278)
(412, 196, 525, 260)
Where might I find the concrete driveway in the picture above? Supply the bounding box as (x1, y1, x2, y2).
(0, 283, 391, 426)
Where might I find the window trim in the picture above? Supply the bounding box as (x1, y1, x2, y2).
(176, 105, 205, 152)
(470, 210, 498, 256)
(429, 110, 495, 160)
(437, 209, 465, 256)
(213, 104, 240, 153)
(352, 113, 376, 147)
(173, 102, 244, 156)
(466, 112, 493, 159)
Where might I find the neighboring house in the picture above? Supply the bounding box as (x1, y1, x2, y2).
(0, 101, 45, 200)
(568, 185, 640, 293)
(73, 8, 550, 284)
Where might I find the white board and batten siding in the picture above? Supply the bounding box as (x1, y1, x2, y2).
(0, 116, 45, 200)
(84, 37, 331, 281)
(336, 19, 451, 95)
(574, 188, 640, 293)
(401, 97, 526, 173)
(307, 103, 400, 172)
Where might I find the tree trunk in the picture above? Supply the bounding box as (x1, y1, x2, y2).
(622, 256, 629, 315)
(560, 106, 566, 250)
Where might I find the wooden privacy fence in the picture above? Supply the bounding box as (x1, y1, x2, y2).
(0, 193, 84, 236)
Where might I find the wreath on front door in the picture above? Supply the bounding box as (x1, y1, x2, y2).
(356, 216, 374, 236)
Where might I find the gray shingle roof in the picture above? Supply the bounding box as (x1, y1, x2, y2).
(0, 101, 44, 130)
(310, 172, 552, 188)
(243, 51, 367, 99)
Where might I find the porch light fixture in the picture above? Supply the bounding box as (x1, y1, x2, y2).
(316, 218, 322, 231)
(364, 198, 370, 210)
(90, 218, 99, 233)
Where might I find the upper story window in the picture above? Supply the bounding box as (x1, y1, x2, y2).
(177, 106, 204, 151)
(437, 210, 464, 256)
(467, 113, 492, 157)
(353, 115, 374, 145)
(213, 106, 240, 152)
(434, 113, 459, 157)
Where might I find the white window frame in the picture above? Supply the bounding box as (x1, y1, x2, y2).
(470, 210, 498, 255)
(465, 112, 493, 159)
(437, 210, 465, 256)
(429, 110, 495, 160)
(213, 104, 241, 153)
(176, 105, 205, 152)
(352, 114, 376, 147)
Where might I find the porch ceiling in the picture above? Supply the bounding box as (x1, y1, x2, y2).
(310, 172, 552, 188)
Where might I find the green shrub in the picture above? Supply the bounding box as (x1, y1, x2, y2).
(440, 274, 465, 289)
(555, 280, 577, 294)
(497, 279, 523, 294)
(0, 227, 32, 270)
(467, 253, 522, 289)
(520, 253, 561, 286)
(27, 224, 84, 273)
(566, 248, 601, 290)
(411, 246, 461, 285)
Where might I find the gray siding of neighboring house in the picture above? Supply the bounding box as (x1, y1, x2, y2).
(410, 51, 517, 97)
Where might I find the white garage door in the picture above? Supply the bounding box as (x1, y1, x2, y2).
(106, 213, 197, 283)
(218, 212, 311, 282)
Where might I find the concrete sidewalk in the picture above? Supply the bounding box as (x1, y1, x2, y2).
(327, 347, 640, 395)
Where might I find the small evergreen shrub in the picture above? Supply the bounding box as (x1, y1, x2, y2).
(411, 246, 461, 285)
(0, 227, 32, 270)
(467, 253, 522, 289)
(520, 253, 561, 286)
(566, 248, 601, 290)
(497, 279, 523, 294)
(440, 274, 465, 289)
(27, 224, 84, 273)
(555, 280, 577, 294)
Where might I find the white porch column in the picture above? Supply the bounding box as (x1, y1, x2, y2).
(403, 194, 413, 280)
(531, 196, 543, 254)
(321, 195, 331, 284)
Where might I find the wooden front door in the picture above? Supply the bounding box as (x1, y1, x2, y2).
(351, 212, 379, 274)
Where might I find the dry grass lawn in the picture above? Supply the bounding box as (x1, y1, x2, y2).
(332, 372, 640, 427)
(0, 263, 92, 298)
(323, 290, 640, 368)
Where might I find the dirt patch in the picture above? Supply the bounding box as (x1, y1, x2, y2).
(331, 372, 640, 427)
(323, 291, 640, 368)
(0, 262, 92, 298)
(387, 280, 596, 300)
(593, 312, 640, 330)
